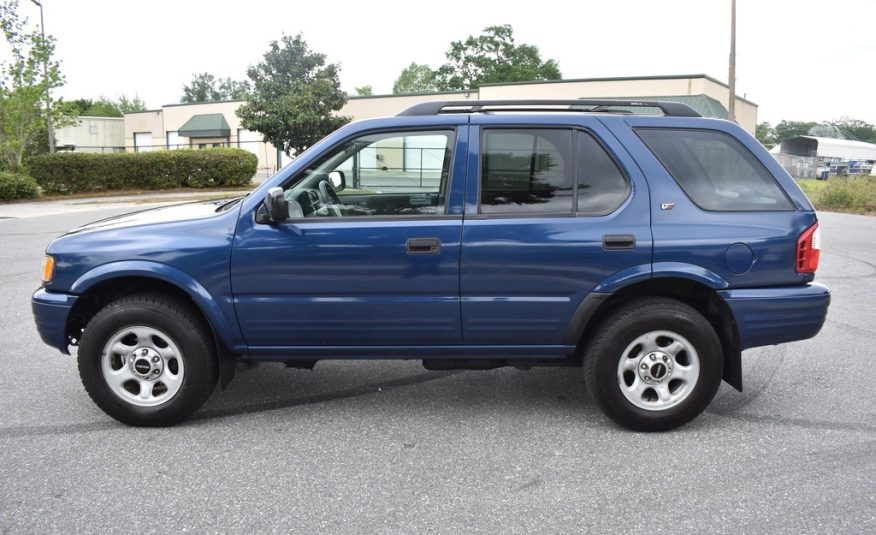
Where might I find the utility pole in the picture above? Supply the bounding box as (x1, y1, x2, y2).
(30, 0, 54, 153)
(728, 0, 737, 123)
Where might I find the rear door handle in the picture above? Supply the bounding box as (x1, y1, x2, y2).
(407, 237, 441, 255)
(602, 234, 636, 250)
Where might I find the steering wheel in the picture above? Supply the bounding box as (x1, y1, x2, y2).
(286, 188, 322, 217)
(318, 179, 346, 217)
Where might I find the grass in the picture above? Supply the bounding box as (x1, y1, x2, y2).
(797, 176, 875, 214)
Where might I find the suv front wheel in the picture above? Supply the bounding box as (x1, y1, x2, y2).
(583, 298, 723, 431)
(77, 293, 218, 426)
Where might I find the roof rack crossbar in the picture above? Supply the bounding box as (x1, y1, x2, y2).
(397, 99, 702, 118)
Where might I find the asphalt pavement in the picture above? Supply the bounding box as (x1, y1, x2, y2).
(0, 206, 874, 534)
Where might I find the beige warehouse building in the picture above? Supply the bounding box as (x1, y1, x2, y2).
(116, 73, 756, 175)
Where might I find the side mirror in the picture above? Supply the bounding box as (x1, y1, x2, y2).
(328, 170, 346, 191)
(264, 187, 288, 222)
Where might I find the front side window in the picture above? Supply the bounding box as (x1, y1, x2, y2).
(282, 130, 454, 218)
(636, 128, 793, 211)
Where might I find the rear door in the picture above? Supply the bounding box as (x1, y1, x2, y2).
(460, 114, 652, 351)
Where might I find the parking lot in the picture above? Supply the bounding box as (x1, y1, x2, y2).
(1, 207, 874, 533)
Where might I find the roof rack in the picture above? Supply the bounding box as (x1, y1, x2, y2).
(397, 99, 702, 118)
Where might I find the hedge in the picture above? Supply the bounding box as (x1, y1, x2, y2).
(28, 148, 258, 194)
(0, 171, 41, 200)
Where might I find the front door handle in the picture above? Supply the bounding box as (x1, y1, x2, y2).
(407, 237, 441, 255)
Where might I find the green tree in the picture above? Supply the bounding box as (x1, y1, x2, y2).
(832, 117, 876, 143)
(69, 95, 146, 117)
(116, 93, 146, 113)
(181, 72, 249, 103)
(353, 85, 373, 96)
(86, 98, 121, 117)
(808, 124, 843, 139)
(69, 98, 96, 115)
(217, 78, 249, 100)
(237, 34, 349, 156)
(0, 0, 70, 167)
(755, 122, 775, 147)
(393, 63, 436, 94)
(69, 97, 120, 117)
(773, 120, 818, 144)
(433, 24, 561, 90)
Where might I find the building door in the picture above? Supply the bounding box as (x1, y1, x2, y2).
(134, 132, 152, 152)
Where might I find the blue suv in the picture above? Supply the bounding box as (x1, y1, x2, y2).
(32, 100, 830, 431)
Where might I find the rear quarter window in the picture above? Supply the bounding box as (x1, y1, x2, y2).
(636, 128, 793, 211)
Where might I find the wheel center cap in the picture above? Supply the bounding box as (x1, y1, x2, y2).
(129, 348, 163, 379)
(639, 352, 672, 384)
(651, 362, 667, 379)
(134, 358, 151, 374)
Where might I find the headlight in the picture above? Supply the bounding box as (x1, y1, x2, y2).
(41, 255, 55, 284)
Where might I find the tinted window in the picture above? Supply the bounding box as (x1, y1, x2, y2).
(577, 133, 629, 214)
(637, 128, 792, 211)
(284, 130, 454, 218)
(481, 129, 573, 214)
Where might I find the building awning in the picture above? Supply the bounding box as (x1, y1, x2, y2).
(780, 136, 876, 161)
(177, 113, 230, 138)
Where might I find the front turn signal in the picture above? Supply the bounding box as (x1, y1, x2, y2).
(41, 255, 55, 284)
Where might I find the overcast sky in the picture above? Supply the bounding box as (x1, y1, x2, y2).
(15, 0, 876, 125)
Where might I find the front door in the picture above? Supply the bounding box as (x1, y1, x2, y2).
(231, 127, 466, 353)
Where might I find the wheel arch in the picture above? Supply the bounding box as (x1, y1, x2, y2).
(67, 262, 239, 389)
(570, 277, 742, 391)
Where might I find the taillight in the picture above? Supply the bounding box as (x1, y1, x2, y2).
(796, 222, 821, 274)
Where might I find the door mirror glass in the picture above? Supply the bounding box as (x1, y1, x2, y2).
(328, 170, 346, 191)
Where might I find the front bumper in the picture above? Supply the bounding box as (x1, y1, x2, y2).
(32, 288, 78, 354)
(719, 282, 831, 350)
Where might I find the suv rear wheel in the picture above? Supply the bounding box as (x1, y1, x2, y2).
(77, 293, 218, 426)
(583, 298, 723, 431)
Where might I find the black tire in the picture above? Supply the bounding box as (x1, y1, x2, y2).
(77, 292, 218, 426)
(583, 298, 723, 432)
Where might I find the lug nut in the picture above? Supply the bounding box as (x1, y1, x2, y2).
(641, 364, 648, 370)
(152, 356, 159, 363)
(650, 354, 656, 361)
(644, 376, 651, 382)
(152, 369, 160, 375)
(141, 349, 148, 356)
(662, 355, 668, 362)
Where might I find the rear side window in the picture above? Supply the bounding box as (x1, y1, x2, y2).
(480, 129, 629, 215)
(636, 128, 793, 211)
(481, 129, 573, 214)
(577, 133, 630, 215)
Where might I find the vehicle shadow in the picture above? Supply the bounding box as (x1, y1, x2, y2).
(196, 361, 596, 423)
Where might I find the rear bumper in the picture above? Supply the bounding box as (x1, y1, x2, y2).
(719, 283, 830, 350)
(32, 288, 77, 354)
